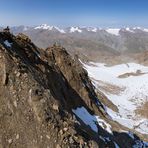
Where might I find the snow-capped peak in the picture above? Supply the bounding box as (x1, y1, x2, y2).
(34, 24, 65, 33)
(35, 24, 53, 30)
(122, 27, 148, 33)
(133, 27, 148, 33)
(125, 27, 134, 33)
(70, 27, 82, 33)
(106, 28, 120, 36)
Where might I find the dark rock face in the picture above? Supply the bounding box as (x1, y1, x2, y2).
(0, 32, 147, 148)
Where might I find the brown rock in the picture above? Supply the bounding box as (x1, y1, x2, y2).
(56, 144, 61, 148)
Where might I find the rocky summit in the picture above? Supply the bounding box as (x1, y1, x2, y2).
(0, 30, 147, 148)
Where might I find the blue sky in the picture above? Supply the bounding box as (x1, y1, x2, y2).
(0, 0, 148, 27)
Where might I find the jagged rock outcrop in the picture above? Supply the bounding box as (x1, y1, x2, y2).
(0, 31, 147, 148)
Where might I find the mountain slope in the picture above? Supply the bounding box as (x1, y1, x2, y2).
(0, 30, 147, 147)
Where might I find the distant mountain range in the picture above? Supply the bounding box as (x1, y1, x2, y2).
(1, 24, 148, 62)
(1, 24, 148, 36)
(5, 24, 148, 35)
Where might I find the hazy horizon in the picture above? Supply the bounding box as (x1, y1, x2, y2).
(1, 24, 148, 29)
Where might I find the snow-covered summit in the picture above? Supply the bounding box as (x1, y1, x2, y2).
(69, 27, 82, 33)
(125, 27, 134, 33)
(34, 24, 65, 33)
(105, 27, 148, 35)
(35, 24, 53, 30)
(132, 27, 148, 32)
(121, 27, 148, 33)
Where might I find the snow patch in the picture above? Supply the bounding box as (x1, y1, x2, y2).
(96, 117, 112, 134)
(4, 40, 12, 48)
(72, 107, 98, 132)
(114, 142, 120, 148)
(72, 106, 112, 133)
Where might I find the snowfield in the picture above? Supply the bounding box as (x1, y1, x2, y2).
(83, 62, 148, 134)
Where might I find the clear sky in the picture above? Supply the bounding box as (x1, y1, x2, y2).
(0, 0, 148, 27)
